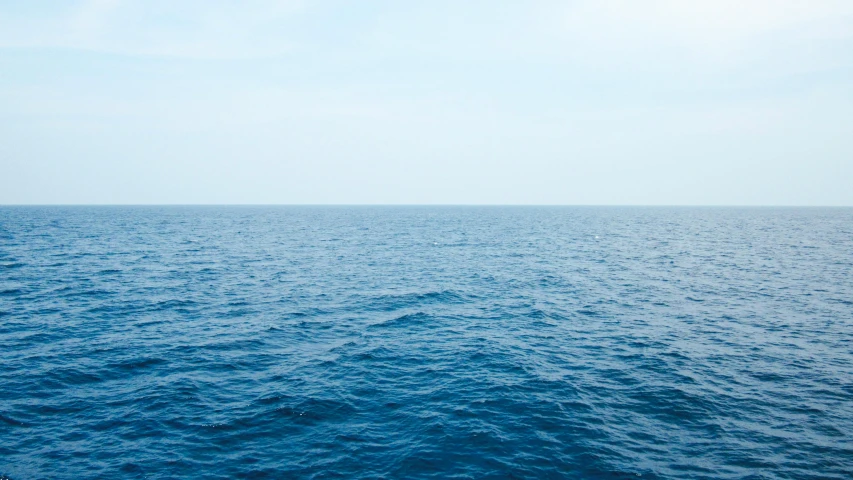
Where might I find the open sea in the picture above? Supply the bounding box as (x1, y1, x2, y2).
(1, 206, 852, 479)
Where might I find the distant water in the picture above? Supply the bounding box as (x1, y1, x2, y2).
(2, 206, 852, 479)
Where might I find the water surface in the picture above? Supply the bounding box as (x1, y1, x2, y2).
(1, 206, 852, 479)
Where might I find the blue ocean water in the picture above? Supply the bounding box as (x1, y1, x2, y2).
(1, 206, 852, 479)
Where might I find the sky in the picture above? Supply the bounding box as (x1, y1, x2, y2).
(1, 0, 852, 205)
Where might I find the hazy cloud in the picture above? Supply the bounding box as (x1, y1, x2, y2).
(1, 1, 851, 204)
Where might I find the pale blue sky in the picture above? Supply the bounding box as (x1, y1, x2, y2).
(1, 0, 852, 205)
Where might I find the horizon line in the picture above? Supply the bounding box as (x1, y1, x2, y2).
(2, 204, 851, 208)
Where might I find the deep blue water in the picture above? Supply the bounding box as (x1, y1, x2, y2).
(1, 206, 852, 479)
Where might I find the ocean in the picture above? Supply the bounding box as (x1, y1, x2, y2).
(1, 206, 851, 479)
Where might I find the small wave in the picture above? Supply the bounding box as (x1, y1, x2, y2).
(254, 394, 294, 406)
(367, 311, 431, 329)
(0, 414, 27, 427)
(146, 299, 199, 313)
(65, 288, 113, 299)
(248, 396, 359, 426)
(108, 357, 168, 372)
(133, 318, 168, 328)
(47, 367, 103, 386)
(369, 290, 465, 311)
(96, 269, 122, 275)
(285, 308, 331, 319)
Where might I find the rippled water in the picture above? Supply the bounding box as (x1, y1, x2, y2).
(2, 206, 852, 479)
